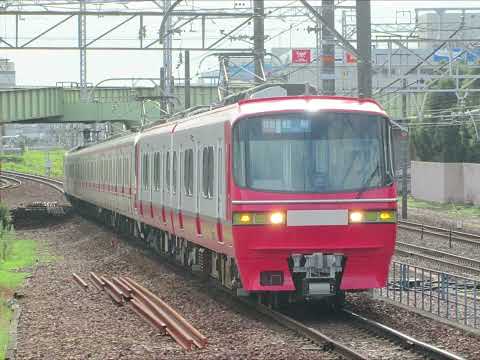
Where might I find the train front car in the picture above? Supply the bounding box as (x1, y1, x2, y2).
(230, 96, 397, 304)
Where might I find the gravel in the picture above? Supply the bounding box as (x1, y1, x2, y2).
(0, 178, 68, 208)
(14, 214, 339, 360)
(6, 180, 480, 359)
(398, 228, 480, 260)
(404, 207, 480, 235)
(346, 293, 480, 360)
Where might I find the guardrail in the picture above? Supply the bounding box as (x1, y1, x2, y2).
(375, 261, 479, 330)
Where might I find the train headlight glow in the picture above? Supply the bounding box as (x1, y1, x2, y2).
(349, 211, 364, 223)
(349, 210, 396, 224)
(379, 211, 395, 221)
(239, 214, 252, 224)
(270, 212, 285, 225)
(233, 212, 286, 225)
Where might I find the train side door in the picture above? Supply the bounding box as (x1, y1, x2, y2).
(216, 139, 224, 242)
(195, 140, 202, 235)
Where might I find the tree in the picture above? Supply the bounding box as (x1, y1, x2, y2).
(411, 65, 480, 163)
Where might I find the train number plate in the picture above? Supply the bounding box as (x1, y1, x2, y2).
(286, 210, 348, 226)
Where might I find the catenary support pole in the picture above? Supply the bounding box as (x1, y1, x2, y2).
(79, 0, 87, 101)
(322, 0, 335, 95)
(356, 0, 372, 98)
(184, 50, 191, 110)
(253, 0, 265, 84)
(401, 78, 408, 219)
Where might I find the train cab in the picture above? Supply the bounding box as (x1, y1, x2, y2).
(229, 96, 397, 301)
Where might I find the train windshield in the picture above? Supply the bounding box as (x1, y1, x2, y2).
(233, 112, 394, 193)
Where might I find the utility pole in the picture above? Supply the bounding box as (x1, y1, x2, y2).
(79, 0, 87, 101)
(356, 0, 372, 98)
(321, 0, 335, 95)
(253, 0, 265, 84)
(401, 78, 409, 219)
(160, 67, 166, 113)
(163, 0, 173, 105)
(184, 50, 191, 109)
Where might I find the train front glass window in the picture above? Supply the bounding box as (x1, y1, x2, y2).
(233, 112, 394, 193)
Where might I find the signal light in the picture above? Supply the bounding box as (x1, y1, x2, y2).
(233, 212, 286, 225)
(379, 211, 394, 221)
(349, 210, 396, 224)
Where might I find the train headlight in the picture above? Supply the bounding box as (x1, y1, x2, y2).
(349, 211, 364, 223)
(233, 212, 286, 225)
(349, 210, 396, 224)
(270, 212, 285, 225)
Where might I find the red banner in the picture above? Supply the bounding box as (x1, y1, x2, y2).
(292, 49, 311, 64)
(345, 52, 357, 64)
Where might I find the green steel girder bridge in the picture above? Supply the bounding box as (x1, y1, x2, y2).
(0, 85, 219, 127)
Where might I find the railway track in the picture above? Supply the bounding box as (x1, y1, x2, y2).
(0, 170, 64, 193)
(0, 172, 468, 358)
(396, 241, 480, 277)
(125, 237, 465, 359)
(398, 220, 480, 248)
(253, 302, 464, 359)
(0, 174, 22, 190)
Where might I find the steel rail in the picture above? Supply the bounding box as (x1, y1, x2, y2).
(72, 213, 464, 359)
(250, 300, 464, 359)
(250, 301, 367, 360)
(0, 175, 22, 190)
(342, 310, 465, 360)
(0, 170, 63, 186)
(398, 220, 480, 247)
(0, 170, 63, 193)
(396, 242, 480, 276)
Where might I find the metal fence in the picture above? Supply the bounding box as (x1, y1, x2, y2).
(375, 261, 479, 329)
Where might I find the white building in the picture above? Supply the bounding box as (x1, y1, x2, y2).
(0, 59, 15, 87)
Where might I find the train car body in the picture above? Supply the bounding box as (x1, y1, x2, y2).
(64, 95, 397, 303)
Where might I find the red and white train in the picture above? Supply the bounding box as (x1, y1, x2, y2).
(64, 93, 397, 304)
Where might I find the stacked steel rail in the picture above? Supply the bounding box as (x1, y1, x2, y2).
(74, 273, 207, 351)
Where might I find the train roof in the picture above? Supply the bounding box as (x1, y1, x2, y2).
(67, 95, 388, 154)
(236, 95, 387, 118)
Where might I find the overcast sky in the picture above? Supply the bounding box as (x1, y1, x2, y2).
(1, 0, 480, 86)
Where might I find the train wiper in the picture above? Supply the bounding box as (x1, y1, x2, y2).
(356, 164, 379, 199)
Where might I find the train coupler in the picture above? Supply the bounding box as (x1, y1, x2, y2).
(290, 252, 344, 298)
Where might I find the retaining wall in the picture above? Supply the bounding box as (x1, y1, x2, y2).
(411, 161, 480, 205)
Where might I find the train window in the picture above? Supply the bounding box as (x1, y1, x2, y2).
(202, 146, 215, 198)
(218, 146, 223, 199)
(166, 152, 170, 192)
(202, 148, 208, 197)
(143, 153, 150, 190)
(208, 146, 214, 197)
(172, 151, 177, 194)
(158, 152, 162, 192)
(153, 153, 158, 191)
(184, 149, 193, 196)
(233, 113, 392, 193)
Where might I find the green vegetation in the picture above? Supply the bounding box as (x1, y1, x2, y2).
(0, 204, 38, 359)
(411, 65, 480, 163)
(1, 149, 65, 177)
(0, 302, 11, 359)
(401, 196, 480, 218)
